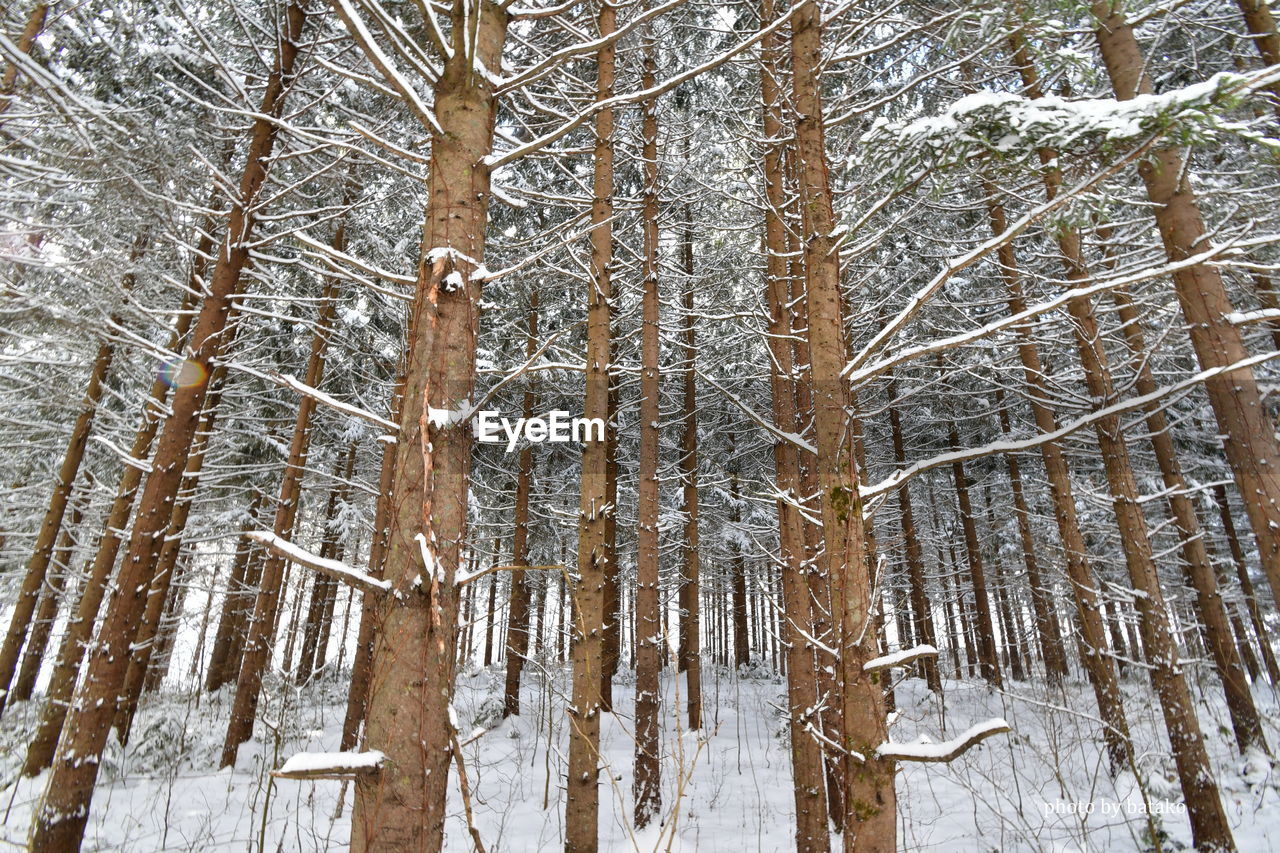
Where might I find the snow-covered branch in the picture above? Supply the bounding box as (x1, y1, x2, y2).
(876, 719, 1010, 763)
(246, 532, 392, 597)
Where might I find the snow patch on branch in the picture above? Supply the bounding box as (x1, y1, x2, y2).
(864, 644, 938, 672)
(246, 532, 391, 596)
(876, 718, 1010, 763)
(275, 750, 384, 779)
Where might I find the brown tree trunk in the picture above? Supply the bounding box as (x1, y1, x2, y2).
(503, 290, 539, 717)
(760, 7, 831, 841)
(886, 388, 942, 693)
(979, 485, 1025, 681)
(678, 199, 703, 731)
(349, 3, 509, 848)
(1215, 483, 1280, 684)
(339, 377, 403, 752)
(0, 232, 145, 717)
(994, 389, 1068, 684)
(566, 4, 615, 846)
(483, 571, 498, 668)
(1234, 0, 1280, 111)
(633, 26, 663, 825)
(296, 444, 357, 685)
(221, 230, 344, 765)
(1039, 154, 1239, 845)
(29, 8, 307, 846)
(790, 3, 894, 846)
(729, 466, 751, 669)
(1093, 4, 1280, 627)
(205, 489, 268, 692)
(12, 487, 84, 702)
(1011, 30, 1265, 753)
(116, 365, 230, 741)
(600, 372, 620, 710)
(945, 416, 1002, 686)
(1105, 276, 1266, 752)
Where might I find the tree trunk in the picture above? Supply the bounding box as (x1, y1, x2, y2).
(600, 370, 620, 710)
(678, 198, 703, 731)
(886, 388, 942, 693)
(790, 3, 894, 846)
(944, 418, 1002, 687)
(1042, 160, 1239, 846)
(1106, 275, 1266, 752)
(483, 571, 498, 668)
(116, 364, 230, 741)
(205, 488, 268, 692)
(1214, 483, 1280, 684)
(1233, 0, 1280, 112)
(760, 6, 831, 841)
(339, 377, 403, 752)
(986, 196, 1133, 773)
(0, 2, 48, 116)
(348, 4, 509, 848)
(633, 26, 662, 826)
(994, 388, 1068, 684)
(503, 290, 539, 717)
(12, 486, 84, 702)
(566, 3, 615, 846)
(22, 274, 199, 777)
(296, 444, 357, 685)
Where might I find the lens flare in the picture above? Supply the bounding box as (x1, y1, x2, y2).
(159, 358, 208, 389)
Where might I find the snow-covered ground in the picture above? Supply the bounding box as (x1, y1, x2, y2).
(3, 663, 1279, 851)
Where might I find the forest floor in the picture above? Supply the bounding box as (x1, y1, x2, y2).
(2, 662, 1280, 851)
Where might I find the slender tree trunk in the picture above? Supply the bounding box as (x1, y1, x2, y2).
(600, 372, 620, 710)
(483, 572, 498, 668)
(205, 489, 267, 692)
(633, 27, 662, 825)
(0, 232, 145, 717)
(994, 388, 1068, 684)
(944, 417, 1002, 687)
(29, 8, 307, 846)
(886, 388, 942, 693)
(1215, 483, 1280, 684)
(221, 230, 344, 765)
(1040, 163, 1239, 846)
(678, 198, 703, 731)
(339, 377, 403, 752)
(1105, 275, 1266, 751)
(12, 487, 84, 702)
(296, 445, 357, 685)
(567, 4, 615, 846)
(116, 365, 230, 741)
(1233, 0, 1280, 112)
(760, 8, 830, 842)
(790, 3, 894, 846)
(503, 290, 539, 717)
(1010, 30, 1266, 753)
